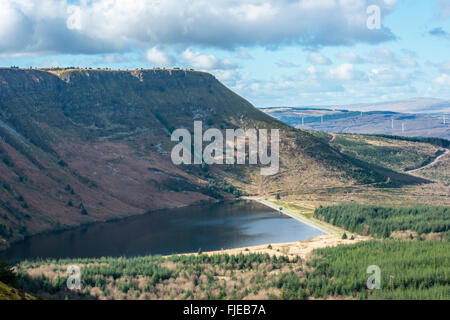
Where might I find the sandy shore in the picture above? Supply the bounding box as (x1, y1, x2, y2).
(191, 234, 371, 260)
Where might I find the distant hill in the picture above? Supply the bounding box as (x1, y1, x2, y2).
(261, 107, 450, 140)
(0, 68, 428, 249)
(342, 98, 450, 114)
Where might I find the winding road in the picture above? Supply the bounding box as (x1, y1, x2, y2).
(406, 148, 449, 173)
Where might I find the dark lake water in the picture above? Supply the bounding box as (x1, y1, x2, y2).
(2, 201, 323, 261)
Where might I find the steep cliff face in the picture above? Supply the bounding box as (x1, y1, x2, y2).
(0, 68, 241, 248)
(0, 68, 426, 248)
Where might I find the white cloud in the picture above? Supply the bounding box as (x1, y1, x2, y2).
(368, 48, 418, 68)
(440, 62, 450, 74)
(228, 69, 347, 106)
(398, 57, 417, 68)
(437, 0, 450, 18)
(368, 66, 410, 86)
(220, 60, 424, 107)
(66, 5, 82, 30)
(369, 48, 397, 64)
(229, 3, 277, 21)
(228, 60, 417, 107)
(42, 59, 60, 68)
(145, 47, 173, 67)
(435, 74, 450, 86)
(328, 64, 356, 80)
(235, 49, 253, 60)
(276, 60, 300, 68)
(181, 49, 237, 70)
(338, 51, 365, 64)
(0, 0, 398, 56)
(308, 52, 332, 65)
(307, 66, 317, 74)
(214, 70, 240, 83)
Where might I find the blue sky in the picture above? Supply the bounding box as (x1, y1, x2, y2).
(1, 0, 449, 107)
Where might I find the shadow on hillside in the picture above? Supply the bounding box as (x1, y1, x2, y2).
(345, 155, 430, 187)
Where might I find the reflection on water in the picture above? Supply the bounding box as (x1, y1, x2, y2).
(2, 201, 323, 260)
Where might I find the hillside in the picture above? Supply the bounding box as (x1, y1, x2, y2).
(0, 281, 36, 300)
(328, 134, 448, 173)
(14, 240, 450, 300)
(0, 68, 428, 249)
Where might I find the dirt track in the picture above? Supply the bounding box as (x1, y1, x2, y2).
(406, 148, 449, 173)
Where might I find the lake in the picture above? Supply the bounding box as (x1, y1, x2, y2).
(1, 200, 324, 260)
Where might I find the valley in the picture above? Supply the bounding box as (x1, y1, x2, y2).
(1, 0, 449, 307)
(0, 68, 448, 301)
(1, 68, 444, 250)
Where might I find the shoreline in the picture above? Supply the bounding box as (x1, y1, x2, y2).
(2, 198, 347, 261)
(184, 233, 370, 260)
(243, 197, 338, 235)
(0, 198, 235, 253)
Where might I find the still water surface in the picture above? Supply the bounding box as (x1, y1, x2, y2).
(2, 201, 324, 260)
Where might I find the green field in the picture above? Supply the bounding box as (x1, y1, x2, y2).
(308, 240, 449, 300)
(314, 204, 450, 239)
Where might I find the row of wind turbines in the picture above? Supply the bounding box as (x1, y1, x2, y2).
(298, 112, 448, 133)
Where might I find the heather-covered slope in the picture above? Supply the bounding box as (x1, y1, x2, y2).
(0, 68, 427, 249)
(0, 281, 36, 300)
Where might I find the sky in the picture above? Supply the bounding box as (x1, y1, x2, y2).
(0, 0, 449, 108)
